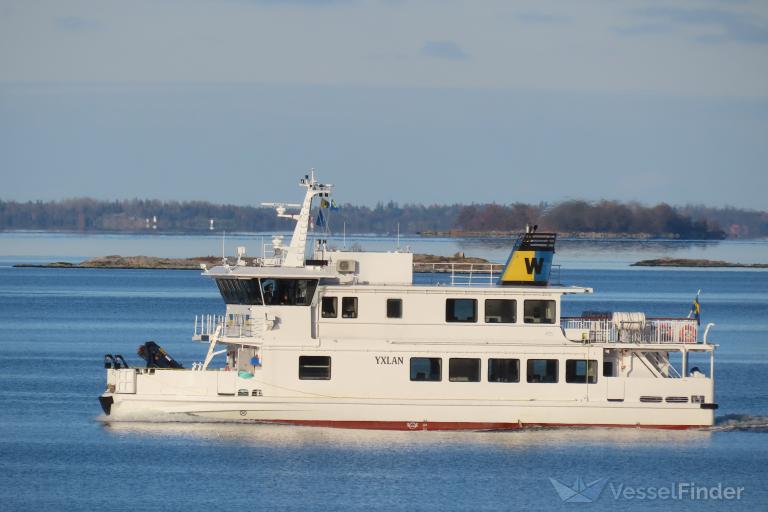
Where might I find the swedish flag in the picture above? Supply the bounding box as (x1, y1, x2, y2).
(689, 292, 701, 326)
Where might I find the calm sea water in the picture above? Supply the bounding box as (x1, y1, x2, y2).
(0, 235, 766, 511)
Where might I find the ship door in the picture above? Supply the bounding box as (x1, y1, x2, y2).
(217, 372, 236, 395)
(606, 379, 625, 401)
(603, 350, 624, 401)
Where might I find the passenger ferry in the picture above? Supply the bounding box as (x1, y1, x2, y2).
(99, 173, 718, 430)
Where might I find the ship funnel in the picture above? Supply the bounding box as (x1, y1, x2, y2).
(498, 232, 556, 286)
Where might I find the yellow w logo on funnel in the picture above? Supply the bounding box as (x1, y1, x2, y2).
(499, 232, 556, 286)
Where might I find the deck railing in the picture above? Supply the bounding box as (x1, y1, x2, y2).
(412, 262, 503, 286)
(562, 316, 699, 344)
(412, 263, 561, 287)
(194, 314, 264, 339)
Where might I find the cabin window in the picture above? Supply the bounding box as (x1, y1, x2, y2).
(523, 300, 556, 324)
(298, 356, 331, 380)
(488, 359, 520, 383)
(410, 357, 441, 382)
(446, 299, 477, 323)
(387, 298, 403, 319)
(260, 279, 318, 306)
(321, 297, 337, 318)
(603, 361, 615, 377)
(566, 359, 598, 384)
(485, 299, 516, 323)
(449, 358, 481, 382)
(215, 278, 263, 305)
(341, 297, 358, 318)
(527, 359, 558, 383)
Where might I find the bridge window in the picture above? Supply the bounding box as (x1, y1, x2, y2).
(566, 359, 598, 384)
(215, 278, 263, 305)
(603, 361, 615, 377)
(410, 357, 441, 381)
(387, 298, 403, 319)
(523, 300, 556, 324)
(488, 358, 520, 383)
(527, 359, 558, 383)
(342, 297, 358, 318)
(321, 297, 337, 318)
(446, 298, 477, 323)
(449, 358, 481, 382)
(261, 279, 318, 306)
(298, 356, 331, 380)
(485, 299, 516, 323)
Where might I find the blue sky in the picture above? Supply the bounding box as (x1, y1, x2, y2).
(0, 0, 766, 208)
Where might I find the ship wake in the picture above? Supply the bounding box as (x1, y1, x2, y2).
(711, 414, 768, 432)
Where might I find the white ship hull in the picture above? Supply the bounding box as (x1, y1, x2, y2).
(101, 393, 714, 430)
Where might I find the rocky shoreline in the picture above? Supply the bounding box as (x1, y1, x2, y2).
(14, 252, 494, 270)
(631, 258, 768, 268)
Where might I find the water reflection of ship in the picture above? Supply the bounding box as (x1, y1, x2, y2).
(101, 420, 713, 448)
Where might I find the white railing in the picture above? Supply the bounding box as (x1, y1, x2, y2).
(194, 313, 264, 339)
(413, 263, 561, 287)
(562, 317, 699, 344)
(413, 262, 504, 286)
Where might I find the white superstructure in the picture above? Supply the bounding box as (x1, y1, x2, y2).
(100, 173, 718, 430)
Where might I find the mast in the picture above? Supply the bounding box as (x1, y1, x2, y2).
(263, 170, 333, 268)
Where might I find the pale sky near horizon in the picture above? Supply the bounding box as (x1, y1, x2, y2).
(0, 0, 766, 208)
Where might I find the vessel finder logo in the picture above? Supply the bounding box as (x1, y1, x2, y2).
(549, 476, 608, 503)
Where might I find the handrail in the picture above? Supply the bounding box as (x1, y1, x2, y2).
(412, 262, 504, 287)
(562, 316, 699, 344)
(194, 313, 264, 339)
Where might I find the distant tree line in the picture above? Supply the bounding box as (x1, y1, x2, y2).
(455, 200, 738, 239)
(0, 197, 765, 239)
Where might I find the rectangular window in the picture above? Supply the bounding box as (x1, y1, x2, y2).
(603, 361, 614, 377)
(566, 359, 598, 384)
(446, 298, 477, 323)
(260, 279, 319, 306)
(523, 300, 556, 324)
(527, 359, 559, 383)
(341, 297, 358, 318)
(386, 298, 402, 319)
(488, 358, 520, 383)
(298, 356, 331, 380)
(215, 278, 263, 305)
(410, 357, 441, 382)
(321, 297, 337, 318)
(485, 299, 517, 323)
(449, 358, 481, 382)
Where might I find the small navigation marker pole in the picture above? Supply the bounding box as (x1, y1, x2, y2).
(221, 230, 227, 265)
(152, 215, 157, 230)
(209, 219, 215, 231)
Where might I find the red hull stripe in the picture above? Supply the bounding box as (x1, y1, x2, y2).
(252, 420, 707, 431)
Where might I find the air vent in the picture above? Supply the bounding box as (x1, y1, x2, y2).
(691, 395, 704, 404)
(665, 396, 689, 403)
(336, 259, 356, 273)
(639, 396, 663, 403)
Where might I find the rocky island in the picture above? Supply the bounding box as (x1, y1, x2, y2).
(631, 258, 768, 268)
(15, 252, 494, 270)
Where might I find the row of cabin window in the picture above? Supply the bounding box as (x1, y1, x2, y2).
(321, 297, 556, 324)
(411, 357, 598, 383)
(297, 355, 598, 384)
